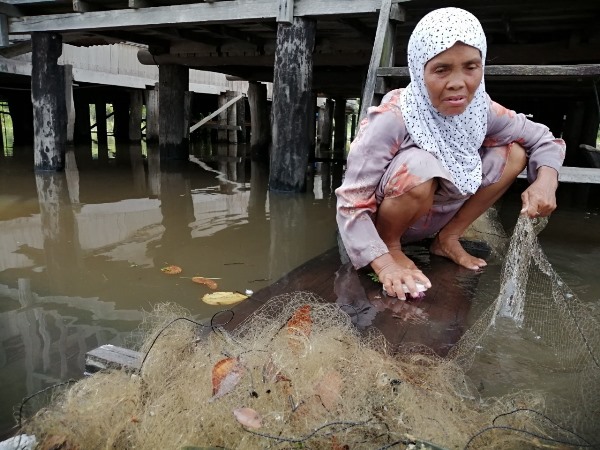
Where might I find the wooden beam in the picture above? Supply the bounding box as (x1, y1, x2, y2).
(517, 166, 600, 184)
(377, 64, 600, 80)
(0, 3, 21, 17)
(73, 0, 100, 13)
(277, 0, 293, 24)
(190, 93, 243, 133)
(8, 0, 395, 34)
(128, 0, 151, 8)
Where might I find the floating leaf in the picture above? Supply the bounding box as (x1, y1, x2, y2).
(233, 407, 262, 429)
(202, 291, 248, 306)
(210, 357, 245, 401)
(161, 264, 182, 275)
(192, 276, 218, 290)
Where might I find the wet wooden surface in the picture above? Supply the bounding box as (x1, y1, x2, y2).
(226, 240, 489, 356)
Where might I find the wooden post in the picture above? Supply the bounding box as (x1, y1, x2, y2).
(217, 92, 228, 143)
(333, 97, 347, 151)
(562, 100, 585, 166)
(129, 90, 143, 142)
(318, 98, 334, 151)
(144, 86, 159, 143)
(270, 17, 316, 192)
(247, 81, 270, 161)
(226, 91, 238, 144)
(31, 32, 66, 171)
(73, 95, 91, 144)
(159, 64, 189, 160)
(95, 101, 107, 144)
(113, 96, 129, 143)
(308, 93, 316, 160)
(236, 95, 247, 144)
(64, 64, 75, 144)
(350, 113, 357, 141)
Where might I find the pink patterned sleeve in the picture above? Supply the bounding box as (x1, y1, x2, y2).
(484, 97, 566, 184)
(335, 102, 407, 269)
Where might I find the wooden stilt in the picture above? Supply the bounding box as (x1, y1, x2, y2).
(270, 17, 316, 192)
(226, 91, 238, 144)
(159, 64, 189, 160)
(31, 32, 66, 171)
(64, 64, 75, 144)
(113, 97, 129, 143)
(350, 113, 357, 141)
(236, 95, 246, 144)
(247, 81, 270, 161)
(129, 90, 143, 142)
(95, 101, 107, 144)
(308, 93, 316, 160)
(144, 86, 159, 143)
(318, 98, 333, 151)
(217, 92, 228, 143)
(333, 97, 347, 151)
(73, 95, 91, 144)
(562, 100, 585, 166)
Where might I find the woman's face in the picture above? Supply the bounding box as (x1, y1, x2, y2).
(423, 42, 483, 116)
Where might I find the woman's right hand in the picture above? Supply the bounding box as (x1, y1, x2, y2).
(371, 253, 431, 300)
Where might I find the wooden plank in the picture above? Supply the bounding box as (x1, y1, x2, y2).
(0, 4, 21, 17)
(517, 166, 600, 184)
(190, 93, 243, 133)
(8, 0, 389, 34)
(85, 344, 141, 374)
(377, 64, 600, 80)
(276, 0, 293, 24)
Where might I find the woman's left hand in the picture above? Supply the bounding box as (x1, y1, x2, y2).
(520, 166, 559, 218)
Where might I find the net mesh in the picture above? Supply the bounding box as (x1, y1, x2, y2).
(20, 216, 600, 449)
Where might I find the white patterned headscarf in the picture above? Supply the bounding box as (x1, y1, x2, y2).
(400, 7, 487, 195)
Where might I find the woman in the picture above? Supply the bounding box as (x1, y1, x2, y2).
(335, 7, 565, 300)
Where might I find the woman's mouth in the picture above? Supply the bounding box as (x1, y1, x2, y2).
(443, 96, 467, 107)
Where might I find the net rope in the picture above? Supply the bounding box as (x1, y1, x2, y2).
(19, 216, 600, 449)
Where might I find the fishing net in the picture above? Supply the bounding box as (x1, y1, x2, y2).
(20, 217, 599, 449)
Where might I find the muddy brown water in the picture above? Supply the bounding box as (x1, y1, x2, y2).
(0, 143, 599, 441)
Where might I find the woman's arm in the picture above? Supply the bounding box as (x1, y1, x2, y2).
(335, 101, 406, 269)
(485, 99, 566, 217)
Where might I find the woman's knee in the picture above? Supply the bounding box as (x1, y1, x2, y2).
(507, 142, 527, 174)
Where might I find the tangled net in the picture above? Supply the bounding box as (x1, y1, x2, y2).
(20, 216, 599, 449)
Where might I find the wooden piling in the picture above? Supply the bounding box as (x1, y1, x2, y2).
(64, 64, 75, 144)
(144, 87, 159, 143)
(247, 81, 270, 161)
(73, 95, 91, 144)
(113, 97, 129, 143)
(226, 91, 237, 144)
(270, 17, 316, 192)
(333, 97, 347, 151)
(94, 102, 107, 144)
(129, 90, 143, 142)
(31, 32, 66, 171)
(158, 64, 189, 160)
(236, 95, 246, 144)
(318, 98, 333, 151)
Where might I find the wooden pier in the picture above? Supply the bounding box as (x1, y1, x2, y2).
(0, 0, 599, 186)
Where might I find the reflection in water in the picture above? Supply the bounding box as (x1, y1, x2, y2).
(0, 143, 341, 436)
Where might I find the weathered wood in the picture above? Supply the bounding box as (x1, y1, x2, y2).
(247, 81, 270, 161)
(144, 86, 159, 143)
(333, 97, 347, 150)
(158, 64, 189, 160)
(94, 101, 107, 144)
(517, 166, 600, 184)
(217, 93, 228, 142)
(226, 91, 237, 144)
(318, 98, 333, 150)
(359, 0, 399, 120)
(236, 94, 246, 144)
(579, 145, 600, 169)
(128, 0, 150, 8)
(277, 0, 293, 23)
(9, 0, 390, 34)
(73, 0, 99, 13)
(0, 14, 8, 47)
(350, 113, 357, 141)
(377, 64, 600, 81)
(189, 93, 243, 134)
(31, 32, 66, 171)
(128, 89, 143, 142)
(269, 17, 315, 192)
(73, 95, 91, 144)
(112, 96, 129, 143)
(85, 344, 142, 374)
(64, 64, 75, 143)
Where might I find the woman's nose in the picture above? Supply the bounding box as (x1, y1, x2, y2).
(446, 71, 466, 89)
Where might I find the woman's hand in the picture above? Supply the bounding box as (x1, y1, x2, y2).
(371, 253, 431, 300)
(520, 166, 559, 218)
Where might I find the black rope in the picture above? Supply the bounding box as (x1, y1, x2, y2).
(139, 309, 235, 370)
(242, 419, 371, 443)
(17, 379, 78, 431)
